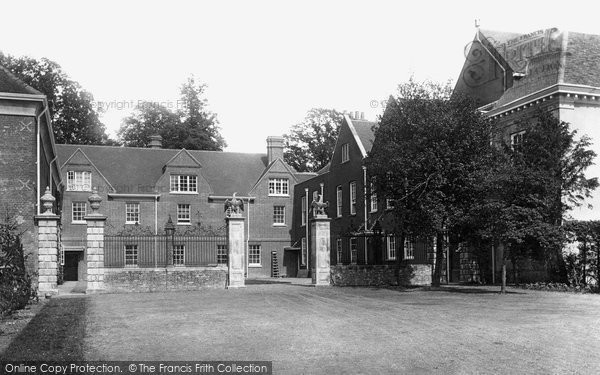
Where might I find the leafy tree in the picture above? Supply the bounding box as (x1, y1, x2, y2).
(366, 78, 495, 286)
(284, 108, 344, 172)
(0, 53, 112, 145)
(118, 102, 180, 148)
(564, 220, 600, 289)
(118, 76, 226, 151)
(477, 111, 598, 291)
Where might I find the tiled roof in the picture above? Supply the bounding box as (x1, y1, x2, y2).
(295, 172, 319, 182)
(563, 32, 600, 88)
(316, 162, 330, 175)
(351, 119, 377, 154)
(0, 64, 42, 95)
(56, 144, 284, 196)
(478, 28, 600, 108)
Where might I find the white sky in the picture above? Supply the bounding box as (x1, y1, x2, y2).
(2, 0, 600, 153)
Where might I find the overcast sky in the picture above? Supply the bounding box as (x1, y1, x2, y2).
(2, 0, 600, 153)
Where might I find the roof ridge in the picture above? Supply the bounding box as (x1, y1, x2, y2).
(0, 63, 44, 96)
(56, 143, 267, 156)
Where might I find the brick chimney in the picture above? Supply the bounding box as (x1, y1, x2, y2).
(267, 136, 284, 163)
(149, 135, 162, 149)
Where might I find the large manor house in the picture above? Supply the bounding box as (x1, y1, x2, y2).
(2, 26, 600, 293)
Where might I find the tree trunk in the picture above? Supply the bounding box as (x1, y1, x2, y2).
(501, 259, 507, 294)
(582, 240, 587, 286)
(432, 232, 444, 287)
(396, 231, 405, 286)
(511, 257, 517, 286)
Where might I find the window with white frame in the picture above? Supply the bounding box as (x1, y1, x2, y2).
(125, 202, 140, 224)
(336, 186, 343, 217)
(177, 204, 191, 224)
(337, 238, 343, 264)
(249, 245, 261, 266)
(170, 175, 197, 193)
(370, 183, 377, 212)
(268, 178, 289, 196)
(273, 206, 285, 225)
(67, 171, 92, 191)
(386, 199, 395, 210)
(301, 195, 307, 226)
(350, 237, 357, 264)
(349, 182, 357, 215)
(387, 235, 396, 260)
(511, 130, 525, 151)
(217, 244, 227, 265)
(173, 245, 185, 266)
(125, 245, 138, 267)
(72, 202, 86, 223)
(404, 237, 415, 260)
(341, 143, 350, 163)
(301, 237, 307, 266)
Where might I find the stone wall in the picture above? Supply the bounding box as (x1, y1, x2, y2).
(331, 264, 432, 287)
(103, 267, 227, 293)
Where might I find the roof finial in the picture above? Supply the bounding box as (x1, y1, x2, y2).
(475, 18, 480, 29)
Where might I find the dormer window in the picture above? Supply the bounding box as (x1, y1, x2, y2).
(341, 143, 350, 163)
(268, 178, 289, 196)
(170, 175, 197, 193)
(67, 171, 92, 191)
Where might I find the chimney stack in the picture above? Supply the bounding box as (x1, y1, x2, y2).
(361, 112, 364, 120)
(267, 136, 285, 164)
(355, 111, 360, 120)
(149, 135, 162, 149)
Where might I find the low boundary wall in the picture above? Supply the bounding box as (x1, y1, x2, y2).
(331, 264, 432, 287)
(103, 267, 227, 293)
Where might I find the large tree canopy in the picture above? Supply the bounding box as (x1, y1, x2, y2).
(474, 110, 598, 285)
(0, 53, 111, 145)
(366, 78, 494, 286)
(119, 76, 226, 151)
(284, 108, 344, 172)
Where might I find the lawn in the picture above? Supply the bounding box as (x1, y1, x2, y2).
(2, 282, 599, 374)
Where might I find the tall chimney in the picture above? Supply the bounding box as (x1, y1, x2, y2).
(361, 112, 365, 120)
(355, 111, 360, 120)
(267, 136, 284, 164)
(149, 135, 162, 149)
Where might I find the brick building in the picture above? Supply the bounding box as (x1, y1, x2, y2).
(56, 136, 312, 279)
(0, 64, 62, 282)
(455, 27, 600, 281)
(292, 113, 433, 285)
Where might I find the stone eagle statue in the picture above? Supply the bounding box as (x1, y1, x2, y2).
(311, 193, 328, 217)
(224, 192, 244, 215)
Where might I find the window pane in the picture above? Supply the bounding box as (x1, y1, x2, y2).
(177, 204, 191, 223)
(217, 245, 228, 264)
(273, 206, 285, 224)
(125, 245, 138, 267)
(173, 245, 185, 266)
(249, 245, 261, 265)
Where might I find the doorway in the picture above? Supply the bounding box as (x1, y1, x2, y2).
(64, 251, 84, 281)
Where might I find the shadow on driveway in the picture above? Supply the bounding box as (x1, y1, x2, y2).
(0, 296, 89, 360)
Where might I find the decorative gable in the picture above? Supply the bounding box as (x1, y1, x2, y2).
(249, 158, 298, 195)
(163, 149, 202, 171)
(60, 148, 115, 192)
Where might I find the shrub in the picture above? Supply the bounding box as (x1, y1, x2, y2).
(0, 216, 36, 315)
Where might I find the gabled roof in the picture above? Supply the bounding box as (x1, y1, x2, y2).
(344, 115, 377, 157)
(56, 144, 276, 196)
(473, 28, 600, 109)
(0, 63, 42, 95)
(249, 158, 299, 194)
(351, 119, 376, 154)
